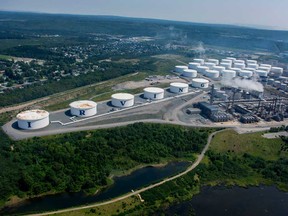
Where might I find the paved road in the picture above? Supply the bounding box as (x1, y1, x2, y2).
(27, 129, 223, 216)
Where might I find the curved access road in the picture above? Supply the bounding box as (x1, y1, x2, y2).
(27, 129, 223, 216)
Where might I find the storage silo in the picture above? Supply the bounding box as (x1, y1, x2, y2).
(274, 81, 281, 88)
(191, 78, 209, 88)
(280, 83, 287, 91)
(230, 68, 242, 75)
(188, 62, 201, 70)
(258, 66, 271, 73)
(197, 66, 209, 74)
(221, 59, 233, 64)
(111, 93, 134, 108)
(182, 69, 197, 78)
(234, 63, 245, 69)
(207, 59, 219, 65)
(222, 70, 236, 79)
(234, 59, 245, 64)
(247, 63, 259, 69)
(205, 70, 219, 79)
(174, 65, 188, 73)
(239, 70, 253, 78)
(204, 62, 216, 69)
(170, 82, 189, 94)
(193, 59, 205, 65)
(226, 57, 237, 63)
(245, 67, 256, 72)
(69, 100, 97, 117)
(17, 110, 49, 130)
(255, 70, 268, 77)
(144, 87, 164, 100)
(260, 64, 272, 69)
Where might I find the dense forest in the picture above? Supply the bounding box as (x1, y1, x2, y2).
(0, 123, 211, 206)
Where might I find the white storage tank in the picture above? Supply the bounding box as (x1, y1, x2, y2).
(226, 57, 237, 63)
(207, 59, 219, 65)
(220, 62, 232, 69)
(170, 82, 189, 94)
(221, 59, 233, 64)
(197, 66, 209, 74)
(70, 100, 97, 117)
(222, 70, 236, 79)
(234, 63, 245, 69)
(204, 62, 216, 69)
(271, 67, 283, 75)
(245, 67, 256, 72)
(17, 110, 49, 130)
(260, 64, 272, 69)
(182, 69, 197, 78)
(205, 70, 220, 79)
(247, 63, 259, 69)
(255, 70, 268, 77)
(239, 70, 253, 78)
(191, 78, 209, 88)
(111, 93, 134, 108)
(212, 66, 225, 73)
(144, 87, 164, 100)
(188, 62, 201, 70)
(274, 81, 281, 88)
(268, 78, 274, 85)
(234, 59, 245, 64)
(174, 65, 188, 73)
(230, 68, 242, 75)
(193, 59, 205, 65)
(258, 66, 270, 73)
(246, 60, 257, 64)
(280, 83, 287, 90)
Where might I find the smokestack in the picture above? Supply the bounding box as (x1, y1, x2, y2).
(210, 84, 215, 105)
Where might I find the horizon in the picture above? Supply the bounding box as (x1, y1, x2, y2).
(1, 0, 288, 31)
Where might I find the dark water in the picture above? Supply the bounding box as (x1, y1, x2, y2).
(166, 186, 288, 216)
(1, 161, 189, 215)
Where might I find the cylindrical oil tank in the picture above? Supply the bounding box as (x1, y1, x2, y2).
(274, 81, 281, 88)
(246, 60, 257, 64)
(207, 59, 219, 65)
(255, 70, 268, 77)
(193, 59, 205, 65)
(230, 67, 242, 75)
(170, 82, 189, 94)
(204, 62, 216, 69)
(280, 83, 287, 90)
(279, 76, 288, 82)
(197, 66, 209, 74)
(220, 62, 232, 69)
(70, 100, 97, 117)
(111, 93, 134, 108)
(260, 64, 272, 69)
(226, 57, 237, 63)
(267, 79, 274, 85)
(258, 66, 270, 73)
(191, 78, 209, 88)
(182, 69, 197, 78)
(188, 62, 201, 70)
(205, 70, 219, 78)
(234, 59, 245, 64)
(222, 70, 236, 79)
(17, 110, 49, 130)
(239, 70, 253, 78)
(144, 87, 164, 100)
(213, 66, 225, 74)
(221, 59, 233, 64)
(234, 63, 245, 69)
(271, 67, 283, 76)
(174, 65, 188, 73)
(245, 67, 256, 72)
(247, 63, 259, 69)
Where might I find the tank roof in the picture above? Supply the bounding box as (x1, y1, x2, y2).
(144, 87, 164, 93)
(69, 100, 97, 109)
(16, 109, 49, 121)
(111, 93, 134, 100)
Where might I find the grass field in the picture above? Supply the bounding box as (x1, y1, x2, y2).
(210, 130, 287, 161)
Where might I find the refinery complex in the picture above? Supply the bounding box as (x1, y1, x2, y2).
(3, 56, 288, 139)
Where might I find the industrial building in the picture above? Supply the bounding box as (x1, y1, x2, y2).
(17, 109, 50, 130)
(69, 100, 97, 117)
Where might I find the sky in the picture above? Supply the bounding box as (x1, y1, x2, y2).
(1, 0, 288, 30)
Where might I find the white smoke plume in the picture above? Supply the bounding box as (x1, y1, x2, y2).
(221, 77, 264, 92)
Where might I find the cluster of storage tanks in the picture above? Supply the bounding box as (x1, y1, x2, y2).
(16, 79, 210, 130)
(175, 57, 284, 80)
